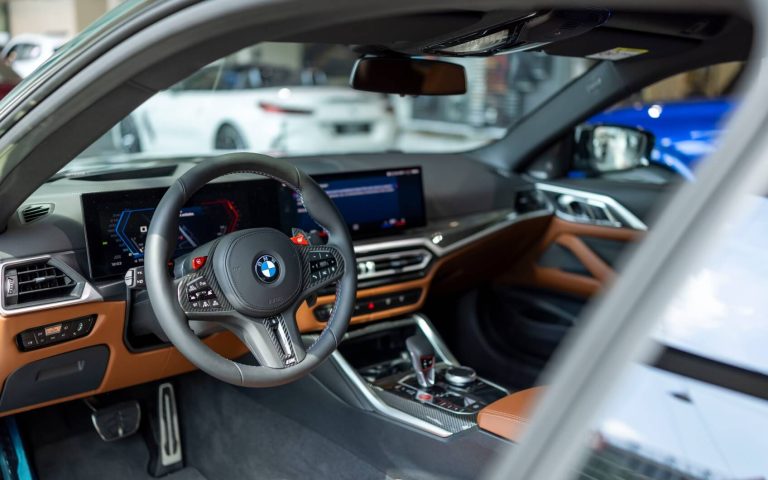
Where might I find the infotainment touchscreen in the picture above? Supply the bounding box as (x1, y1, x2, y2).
(280, 167, 426, 238)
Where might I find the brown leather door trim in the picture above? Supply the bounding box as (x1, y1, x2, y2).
(554, 233, 614, 282)
(500, 217, 642, 297)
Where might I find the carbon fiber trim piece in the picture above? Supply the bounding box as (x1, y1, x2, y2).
(375, 388, 476, 434)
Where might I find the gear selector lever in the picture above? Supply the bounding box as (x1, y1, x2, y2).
(406, 335, 436, 388)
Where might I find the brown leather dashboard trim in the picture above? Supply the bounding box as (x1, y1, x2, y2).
(0, 301, 247, 417)
(499, 217, 642, 297)
(298, 268, 437, 332)
(477, 386, 545, 442)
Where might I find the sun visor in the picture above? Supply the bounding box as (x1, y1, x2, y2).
(543, 27, 700, 61)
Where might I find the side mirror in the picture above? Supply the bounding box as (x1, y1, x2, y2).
(350, 57, 466, 96)
(574, 125, 654, 173)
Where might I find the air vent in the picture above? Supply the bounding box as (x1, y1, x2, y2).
(19, 203, 53, 223)
(3, 259, 78, 309)
(356, 249, 433, 281)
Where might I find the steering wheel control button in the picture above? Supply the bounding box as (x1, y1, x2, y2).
(185, 277, 221, 311)
(124, 266, 145, 289)
(308, 251, 338, 284)
(290, 232, 310, 246)
(192, 256, 208, 270)
(255, 255, 279, 283)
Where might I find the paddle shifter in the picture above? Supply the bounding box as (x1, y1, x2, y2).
(406, 335, 436, 388)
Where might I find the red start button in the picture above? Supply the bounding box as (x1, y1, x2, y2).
(192, 256, 208, 270)
(416, 392, 433, 402)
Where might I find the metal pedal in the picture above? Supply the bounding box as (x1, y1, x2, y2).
(146, 382, 183, 477)
(90, 400, 141, 442)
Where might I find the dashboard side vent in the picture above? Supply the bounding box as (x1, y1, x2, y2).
(3, 259, 79, 309)
(356, 248, 433, 281)
(19, 203, 53, 223)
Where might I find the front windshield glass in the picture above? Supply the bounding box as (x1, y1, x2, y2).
(71, 42, 591, 168)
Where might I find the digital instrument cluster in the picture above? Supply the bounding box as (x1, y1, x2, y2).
(82, 167, 426, 280)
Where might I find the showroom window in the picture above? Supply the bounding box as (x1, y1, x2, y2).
(561, 62, 744, 183)
(570, 195, 768, 480)
(75, 42, 594, 161)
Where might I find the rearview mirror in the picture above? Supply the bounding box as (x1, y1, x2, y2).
(575, 125, 654, 173)
(350, 57, 467, 96)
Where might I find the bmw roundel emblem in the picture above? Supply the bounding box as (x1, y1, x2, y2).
(255, 255, 279, 283)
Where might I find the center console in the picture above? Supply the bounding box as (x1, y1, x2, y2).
(331, 315, 508, 437)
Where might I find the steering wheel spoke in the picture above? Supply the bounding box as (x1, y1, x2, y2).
(217, 313, 305, 369)
(296, 245, 345, 298)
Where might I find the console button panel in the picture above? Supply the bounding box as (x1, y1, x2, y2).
(16, 314, 96, 351)
(313, 288, 421, 321)
(387, 368, 503, 415)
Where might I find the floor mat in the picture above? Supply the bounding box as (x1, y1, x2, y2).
(17, 375, 384, 480)
(179, 374, 386, 480)
(22, 403, 156, 480)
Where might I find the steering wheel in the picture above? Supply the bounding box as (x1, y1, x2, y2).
(144, 153, 356, 387)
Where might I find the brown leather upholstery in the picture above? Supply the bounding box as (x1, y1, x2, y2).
(477, 386, 545, 442)
(499, 217, 642, 297)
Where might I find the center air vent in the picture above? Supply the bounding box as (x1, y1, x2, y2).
(19, 203, 53, 223)
(356, 249, 433, 281)
(2, 258, 83, 310)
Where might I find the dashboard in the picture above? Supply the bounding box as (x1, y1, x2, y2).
(0, 153, 554, 417)
(81, 167, 426, 280)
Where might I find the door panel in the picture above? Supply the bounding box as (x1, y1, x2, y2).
(442, 183, 659, 389)
(498, 217, 642, 297)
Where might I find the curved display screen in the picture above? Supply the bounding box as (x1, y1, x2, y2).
(280, 167, 426, 238)
(82, 167, 425, 280)
(81, 180, 280, 280)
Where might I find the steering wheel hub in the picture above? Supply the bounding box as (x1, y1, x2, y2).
(214, 228, 302, 317)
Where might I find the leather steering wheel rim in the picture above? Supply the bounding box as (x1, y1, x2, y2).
(144, 153, 356, 387)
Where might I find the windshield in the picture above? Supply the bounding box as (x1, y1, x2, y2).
(72, 42, 592, 166)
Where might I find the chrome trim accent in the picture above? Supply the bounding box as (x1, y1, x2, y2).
(343, 317, 417, 340)
(329, 350, 453, 438)
(353, 208, 552, 258)
(413, 313, 459, 365)
(356, 248, 433, 281)
(0, 255, 102, 316)
(536, 183, 648, 231)
(556, 194, 622, 228)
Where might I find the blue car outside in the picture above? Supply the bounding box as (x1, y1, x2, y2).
(586, 98, 735, 180)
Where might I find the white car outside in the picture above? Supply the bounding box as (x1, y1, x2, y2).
(1, 34, 67, 78)
(133, 64, 397, 156)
